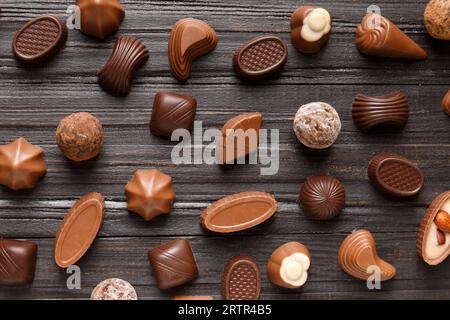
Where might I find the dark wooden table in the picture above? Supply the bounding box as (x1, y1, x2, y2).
(0, 0, 449, 300)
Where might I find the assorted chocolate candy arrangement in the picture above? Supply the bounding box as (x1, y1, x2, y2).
(0, 0, 449, 300)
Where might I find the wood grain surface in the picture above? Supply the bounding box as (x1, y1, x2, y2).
(0, 0, 449, 300)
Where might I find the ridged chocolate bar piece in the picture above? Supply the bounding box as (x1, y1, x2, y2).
(352, 91, 409, 131)
(12, 15, 67, 66)
(368, 153, 424, 197)
(98, 36, 149, 96)
(222, 255, 260, 300)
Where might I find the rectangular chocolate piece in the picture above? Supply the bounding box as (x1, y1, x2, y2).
(0, 238, 38, 286)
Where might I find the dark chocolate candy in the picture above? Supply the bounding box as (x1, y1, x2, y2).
(233, 35, 287, 80)
(299, 175, 345, 220)
(12, 15, 67, 66)
(368, 153, 424, 197)
(222, 255, 260, 300)
(98, 36, 149, 96)
(0, 238, 38, 286)
(352, 91, 409, 131)
(148, 239, 198, 290)
(150, 92, 197, 139)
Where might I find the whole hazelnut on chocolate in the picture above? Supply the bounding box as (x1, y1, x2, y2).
(293, 102, 341, 149)
(56, 112, 104, 162)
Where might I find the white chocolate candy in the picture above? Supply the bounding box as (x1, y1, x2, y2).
(91, 278, 138, 300)
(279, 253, 310, 287)
(301, 8, 331, 42)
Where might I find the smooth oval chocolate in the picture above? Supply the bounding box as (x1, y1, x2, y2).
(368, 153, 424, 197)
(12, 15, 68, 66)
(352, 91, 409, 131)
(417, 191, 450, 265)
(222, 255, 260, 300)
(200, 191, 277, 233)
(54, 192, 105, 268)
(233, 35, 288, 80)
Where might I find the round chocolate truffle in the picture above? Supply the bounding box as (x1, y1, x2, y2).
(424, 0, 450, 40)
(91, 278, 137, 300)
(293, 102, 341, 149)
(56, 112, 104, 162)
(299, 175, 345, 220)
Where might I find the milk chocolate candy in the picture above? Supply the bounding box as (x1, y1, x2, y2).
(200, 192, 277, 233)
(352, 91, 409, 131)
(0, 137, 46, 190)
(91, 278, 138, 300)
(222, 255, 260, 300)
(291, 6, 331, 54)
(218, 112, 262, 164)
(0, 238, 37, 286)
(77, 0, 125, 39)
(442, 89, 450, 116)
(368, 153, 424, 197)
(356, 14, 427, 60)
(173, 296, 214, 300)
(150, 92, 197, 139)
(266, 242, 310, 289)
(12, 15, 67, 66)
(54, 192, 105, 268)
(299, 175, 345, 220)
(338, 229, 396, 281)
(98, 36, 149, 96)
(233, 35, 288, 80)
(417, 191, 450, 265)
(168, 18, 218, 82)
(148, 239, 198, 290)
(424, 0, 450, 40)
(124, 169, 175, 221)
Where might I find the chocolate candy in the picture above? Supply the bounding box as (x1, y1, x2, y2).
(98, 36, 149, 96)
(442, 89, 450, 116)
(77, 0, 125, 39)
(233, 35, 288, 80)
(338, 229, 396, 281)
(368, 153, 424, 197)
(56, 112, 104, 162)
(54, 192, 105, 268)
(0, 238, 37, 286)
(222, 255, 260, 300)
(352, 91, 409, 131)
(417, 191, 450, 265)
(291, 6, 331, 54)
(299, 175, 345, 220)
(0, 137, 46, 190)
(293, 102, 341, 149)
(150, 92, 197, 139)
(356, 14, 427, 60)
(91, 278, 138, 300)
(266, 242, 310, 289)
(200, 192, 277, 233)
(173, 296, 214, 300)
(12, 15, 67, 66)
(218, 112, 262, 164)
(124, 169, 175, 221)
(424, 0, 450, 40)
(168, 18, 218, 82)
(148, 239, 198, 290)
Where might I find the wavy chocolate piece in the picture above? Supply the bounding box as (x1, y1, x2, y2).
(352, 91, 409, 131)
(233, 35, 287, 80)
(442, 90, 450, 116)
(0, 238, 38, 286)
(168, 18, 218, 82)
(368, 153, 424, 197)
(222, 255, 260, 300)
(98, 36, 149, 96)
(355, 14, 427, 60)
(12, 15, 67, 66)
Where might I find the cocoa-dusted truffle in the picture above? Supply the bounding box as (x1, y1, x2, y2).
(293, 102, 341, 149)
(424, 0, 450, 40)
(56, 112, 104, 162)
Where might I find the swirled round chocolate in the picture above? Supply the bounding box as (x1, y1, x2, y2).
(299, 175, 345, 220)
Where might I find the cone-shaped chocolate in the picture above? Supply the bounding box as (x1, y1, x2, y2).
(356, 14, 427, 60)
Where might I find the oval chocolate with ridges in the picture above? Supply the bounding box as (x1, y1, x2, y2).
(222, 255, 260, 300)
(368, 153, 424, 197)
(352, 91, 409, 131)
(417, 191, 450, 265)
(200, 191, 277, 233)
(233, 35, 288, 80)
(54, 192, 105, 268)
(12, 15, 68, 66)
